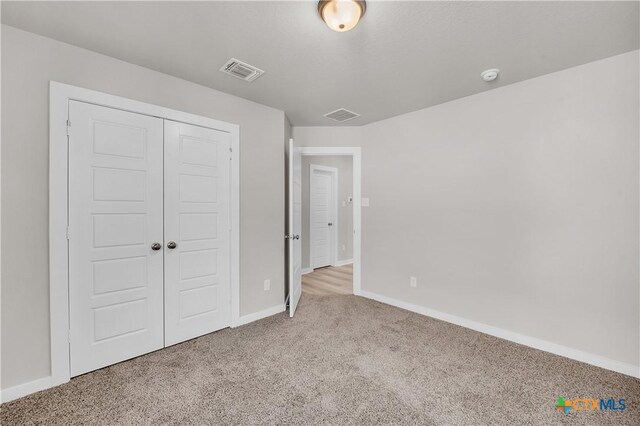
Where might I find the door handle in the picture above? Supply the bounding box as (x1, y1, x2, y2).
(167, 241, 177, 249)
(293, 234, 300, 240)
(328, 222, 333, 226)
(151, 242, 162, 251)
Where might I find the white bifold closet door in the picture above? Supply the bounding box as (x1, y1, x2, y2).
(68, 101, 230, 376)
(163, 120, 231, 346)
(68, 101, 165, 376)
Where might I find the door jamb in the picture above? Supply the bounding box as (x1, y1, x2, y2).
(49, 81, 240, 388)
(309, 164, 339, 269)
(298, 147, 362, 295)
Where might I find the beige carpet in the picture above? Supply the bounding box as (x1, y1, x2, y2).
(2, 294, 639, 425)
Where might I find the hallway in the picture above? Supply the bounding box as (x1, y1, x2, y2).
(301, 264, 353, 296)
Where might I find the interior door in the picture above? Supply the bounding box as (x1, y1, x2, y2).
(310, 168, 334, 268)
(288, 139, 302, 316)
(163, 120, 231, 346)
(68, 101, 164, 376)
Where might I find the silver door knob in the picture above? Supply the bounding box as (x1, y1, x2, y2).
(328, 223, 333, 226)
(294, 234, 300, 240)
(167, 241, 177, 249)
(151, 242, 161, 251)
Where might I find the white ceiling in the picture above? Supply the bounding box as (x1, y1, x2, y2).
(2, 1, 638, 126)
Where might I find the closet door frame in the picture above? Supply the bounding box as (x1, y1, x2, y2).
(49, 81, 240, 389)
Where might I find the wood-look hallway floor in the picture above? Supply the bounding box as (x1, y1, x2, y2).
(302, 264, 353, 296)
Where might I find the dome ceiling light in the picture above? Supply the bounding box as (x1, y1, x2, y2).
(318, 0, 366, 32)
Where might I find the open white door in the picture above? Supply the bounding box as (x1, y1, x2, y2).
(287, 139, 302, 316)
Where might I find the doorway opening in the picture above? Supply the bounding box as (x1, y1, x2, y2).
(305, 160, 351, 295)
(287, 144, 361, 316)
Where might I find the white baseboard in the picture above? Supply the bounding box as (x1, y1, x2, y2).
(358, 290, 640, 378)
(1, 376, 53, 403)
(303, 260, 352, 273)
(232, 304, 286, 327)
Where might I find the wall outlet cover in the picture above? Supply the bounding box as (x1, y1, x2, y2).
(264, 279, 271, 291)
(410, 277, 417, 288)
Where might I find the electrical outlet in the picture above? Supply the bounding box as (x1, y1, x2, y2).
(342, 244, 346, 251)
(264, 279, 271, 291)
(410, 277, 417, 288)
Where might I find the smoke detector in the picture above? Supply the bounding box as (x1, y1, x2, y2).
(220, 58, 264, 82)
(481, 68, 500, 82)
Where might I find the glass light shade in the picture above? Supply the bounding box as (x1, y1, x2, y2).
(319, 0, 366, 32)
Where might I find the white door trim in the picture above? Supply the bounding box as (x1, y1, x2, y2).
(309, 164, 338, 268)
(49, 81, 240, 388)
(298, 147, 362, 295)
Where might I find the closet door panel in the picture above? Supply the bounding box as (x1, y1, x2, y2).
(164, 120, 231, 346)
(68, 101, 164, 376)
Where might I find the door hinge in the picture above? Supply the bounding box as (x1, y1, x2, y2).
(66, 226, 70, 240)
(66, 120, 71, 136)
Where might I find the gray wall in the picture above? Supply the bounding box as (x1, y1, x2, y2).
(301, 156, 353, 270)
(294, 50, 640, 368)
(1, 26, 285, 389)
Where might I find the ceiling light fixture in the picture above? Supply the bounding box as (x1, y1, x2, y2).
(318, 0, 366, 32)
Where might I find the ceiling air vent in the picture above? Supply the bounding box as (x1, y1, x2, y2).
(219, 58, 264, 82)
(323, 108, 360, 123)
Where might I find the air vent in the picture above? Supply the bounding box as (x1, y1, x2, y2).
(323, 108, 360, 122)
(219, 58, 264, 82)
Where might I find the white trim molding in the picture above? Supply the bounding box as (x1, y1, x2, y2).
(302, 267, 314, 275)
(335, 259, 354, 267)
(232, 304, 286, 327)
(358, 290, 640, 379)
(48, 81, 241, 394)
(0, 376, 53, 403)
(298, 147, 362, 296)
